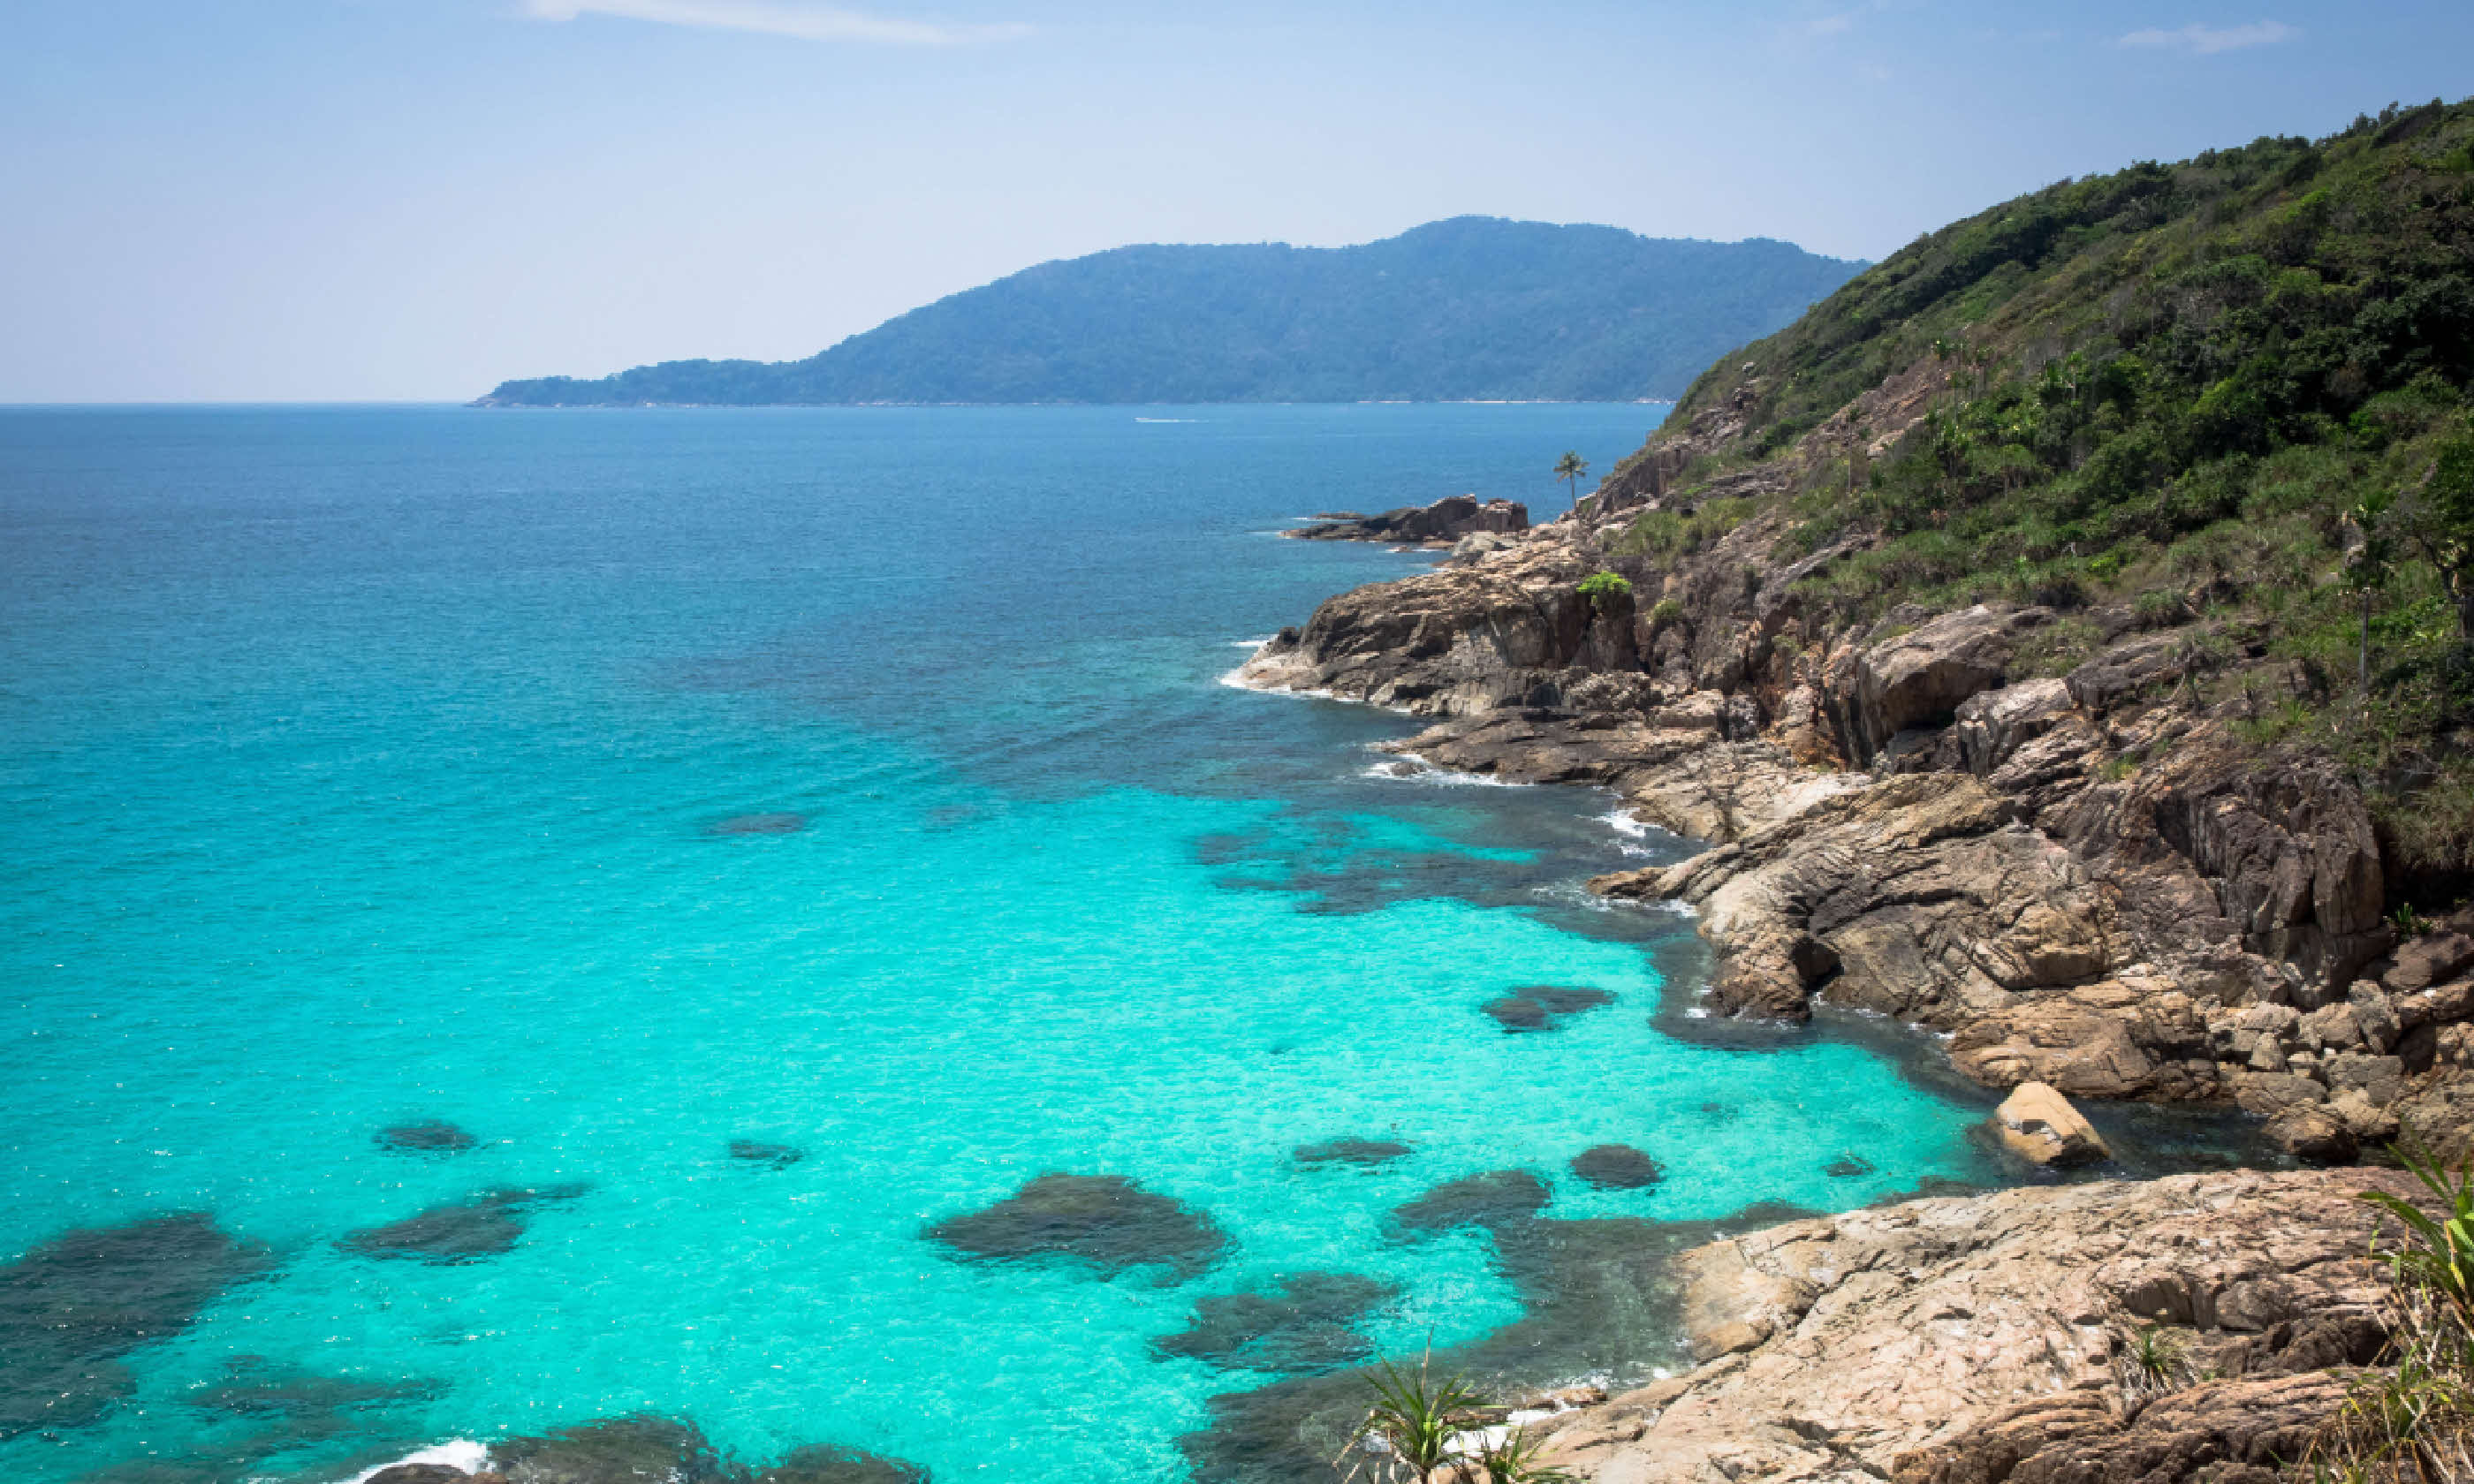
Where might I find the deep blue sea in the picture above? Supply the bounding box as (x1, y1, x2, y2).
(1, 405, 2012, 1483)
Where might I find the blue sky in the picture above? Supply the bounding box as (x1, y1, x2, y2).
(4, 1, 2468, 401)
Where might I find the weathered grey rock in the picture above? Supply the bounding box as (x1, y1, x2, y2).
(1992, 1080, 2112, 1165)
(1534, 1170, 2406, 1483)
(1954, 676, 2073, 776)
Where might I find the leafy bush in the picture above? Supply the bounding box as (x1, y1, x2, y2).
(1577, 571, 1634, 608)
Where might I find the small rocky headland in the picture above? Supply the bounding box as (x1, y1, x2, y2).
(1240, 101, 2474, 1479)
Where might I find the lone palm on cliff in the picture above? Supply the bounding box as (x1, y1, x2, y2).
(1554, 450, 1590, 510)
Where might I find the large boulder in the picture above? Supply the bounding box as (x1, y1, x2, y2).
(1826, 604, 2050, 764)
(1992, 1080, 2112, 1165)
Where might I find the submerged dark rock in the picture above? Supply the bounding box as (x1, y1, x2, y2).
(1825, 1155, 1876, 1178)
(491, 1413, 726, 1483)
(749, 1446, 931, 1484)
(1388, 1170, 1551, 1235)
(482, 1416, 928, 1484)
(1292, 1138, 1413, 1168)
(0, 1211, 271, 1440)
(923, 1173, 1226, 1284)
(191, 1356, 440, 1418)
(1155, 1271, 1398, 1374)
(340, 1185, 588, 1266)
(376, 1120, 480, 1155)
(728, 1140, 807, 1170)
(1569, 1145, 1665, 1190)
(706, 813, 808, 837)
(1482, 986, 1615, 1034)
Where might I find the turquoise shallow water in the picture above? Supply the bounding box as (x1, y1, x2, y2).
(0, 405, 2001, 1483)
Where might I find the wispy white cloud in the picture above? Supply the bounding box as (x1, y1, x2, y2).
(2118, 19, 2297, 54)
(523, 0, 1028, 46)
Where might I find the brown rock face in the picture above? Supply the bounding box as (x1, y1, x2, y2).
(1830, 603, 2052, 764)
(1527, 1170, 2406, 1484)
(1993, 1080, 2113, 1165)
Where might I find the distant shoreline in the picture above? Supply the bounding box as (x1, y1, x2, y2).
(463, 398, 1682, 410)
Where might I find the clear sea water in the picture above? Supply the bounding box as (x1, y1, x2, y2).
(1, 405, 2010, 1483)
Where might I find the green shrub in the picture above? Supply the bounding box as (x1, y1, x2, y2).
(1577, 571, 1634, 608)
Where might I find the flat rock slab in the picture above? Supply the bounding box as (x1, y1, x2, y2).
(923, 1173, 1226, 1284)
(1532, 1169, 2414, 1483)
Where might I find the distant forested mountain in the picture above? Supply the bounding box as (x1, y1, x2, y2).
(475, 217, 1865, 406)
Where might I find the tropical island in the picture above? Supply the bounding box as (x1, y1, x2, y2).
(471, 217, 1863, 408)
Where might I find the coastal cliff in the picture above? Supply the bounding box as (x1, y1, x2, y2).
(1235, 99, 2474, 1478)
(1240, 99, 2474, 1166)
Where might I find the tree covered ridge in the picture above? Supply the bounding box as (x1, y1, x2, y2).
(1623, 97, 2474, 879)
(476, 217, 1863, 406)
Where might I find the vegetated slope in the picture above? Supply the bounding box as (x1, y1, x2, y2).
(1610, 97, 2474, 872)
(474, 217, 1863, 406)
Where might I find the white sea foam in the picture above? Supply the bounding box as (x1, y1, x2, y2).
(1368, 751, 1531, 786)
(1134, 417, 1197, 423)
(1228, 636, 1275, 648)
(1597, 806, 1650, 837)
(1530, 881, 1616, 912)
(338, 1441, 489, 1483)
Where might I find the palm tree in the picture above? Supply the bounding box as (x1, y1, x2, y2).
(1553, 450, 1589, 510)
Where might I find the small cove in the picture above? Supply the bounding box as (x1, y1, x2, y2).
(0, 405, 2258, 1483)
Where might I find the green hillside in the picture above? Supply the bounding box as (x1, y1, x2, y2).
(1620, 97, 2474, 871)
(475, 217, 1863, 406)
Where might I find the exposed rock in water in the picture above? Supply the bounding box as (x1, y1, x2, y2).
(923, 1173, 1226, 1284)
(490, 1414, 725, 1483)
(375, 1119, 480, 1155)
(367, 1466, 478, 1484)
(705, 813, 808, 836)
(1153, 1271, 1397, 1374)
(1525, 1169, 2406, 1481)
(1480, 985, 1615, 1034)
(1387, 1170, 1552, 1235)
(0, 1212, 271, 1440)
(1291, 1138, 1413, 1167)
(727, 1140, 806, 1170)
(339, 1185, 588, 1266)
(1992, 1080, 2113, 1167)
(1568, 1144, 1665, 1190)
(1282, 494, 1527, 546)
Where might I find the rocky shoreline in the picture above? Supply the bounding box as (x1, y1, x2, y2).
(1235, 477, 2474, 1166)
(1233, 458, 2474, 1472)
